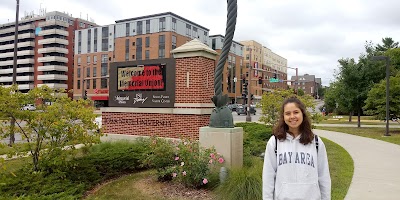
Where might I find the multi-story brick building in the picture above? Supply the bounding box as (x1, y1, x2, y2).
(0, 11, 96, 97)
(240, 40, 288, 100)
(290, 74, 321, 98)
(73, 12, 210, 107)
(209, 35, 244, 104)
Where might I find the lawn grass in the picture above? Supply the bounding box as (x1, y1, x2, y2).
(0, 157, 31, 175)
(316, 120, 387, 125)
(317, 127, 400, 145)
(322, 138, 354, 200)
(0, 143, 31, 155)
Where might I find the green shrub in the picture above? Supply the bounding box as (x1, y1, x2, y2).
(236, 122, 273, 157)
(0, 140, 151, 199)
(142, 137, 177, 181)
(216, 157, 263, 200)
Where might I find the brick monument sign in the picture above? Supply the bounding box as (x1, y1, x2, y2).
(101, 39, 218, 140)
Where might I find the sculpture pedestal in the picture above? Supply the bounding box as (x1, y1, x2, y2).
(199, 127, 243, 168)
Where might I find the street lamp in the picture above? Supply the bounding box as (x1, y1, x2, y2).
(372, 55, 391, 137)
(246, 47, 252, 122)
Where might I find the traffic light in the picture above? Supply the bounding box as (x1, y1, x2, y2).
(258, 77, 262, 84)
(251, 94, 254, 100)
(84, 90, 88, 100)
(273, 73, 277, 79)
(243, 81, 248, 95)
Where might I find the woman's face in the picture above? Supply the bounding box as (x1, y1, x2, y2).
(283, 102, 303, 133)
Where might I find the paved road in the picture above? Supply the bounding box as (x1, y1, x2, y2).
(314, 129, 400, 200)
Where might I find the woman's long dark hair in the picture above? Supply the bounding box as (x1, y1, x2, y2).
(273, 97, 314, 145)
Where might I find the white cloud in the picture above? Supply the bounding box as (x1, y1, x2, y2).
(1, 0, 399, 86)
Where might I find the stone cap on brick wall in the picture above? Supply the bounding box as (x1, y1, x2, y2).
(171, 38, 218, 60)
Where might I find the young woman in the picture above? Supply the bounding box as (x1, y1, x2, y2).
(262, 97, 331, 200)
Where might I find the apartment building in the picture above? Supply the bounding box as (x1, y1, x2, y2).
(240, 40, 288, 99)
(290, 74, 321, 98)
(73, 12, 210, 106)
(0, 11, 96, 97)
(209, 35, 244, 104)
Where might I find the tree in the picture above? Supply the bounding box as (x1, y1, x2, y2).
(363, 72, 400, 119)
(259, 89, 315, 126)
(376, 37, 399, 52)
(317, 87, 326, 99)
(297, 88, 305, 96)
(0, 85, 100, 171)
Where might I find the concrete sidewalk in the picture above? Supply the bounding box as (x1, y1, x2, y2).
(315, 124, 400, 128)
(313, 129, 400, 200)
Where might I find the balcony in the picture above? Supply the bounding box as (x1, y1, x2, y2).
(37, 65, 68, 72)
(0, 50, 34, 58)
(0, 75, 34, 83)
(0, 33, 35, 43)
(38, 20, 69, 28)
(37, 74, 68, 81)
(0, 41, 35, 50)
(0, 58, 34, 67)
(38, 47, 68, 54)
(0, 24, 35, 34)
(37, 83, 68, 89)
(38, 29, 68, 37)
(2, 83, 34, 90)
(0, 67, 34, 74)
(38, 56, 68, 63)
(38, 38, 68, 45)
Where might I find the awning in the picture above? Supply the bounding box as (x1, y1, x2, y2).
(91, 96, 109, 101)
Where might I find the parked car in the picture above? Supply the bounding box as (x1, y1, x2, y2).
(236, 104, 256, 115)
(21, 104, 36, 111)
(383, 114, 399, 122)
(227, 104, 239, 112)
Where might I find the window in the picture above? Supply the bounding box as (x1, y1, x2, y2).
(93, 55, 97, 63)
(94, 28, 98, 52)
(86, 68, 90, 77)
(77, 57, 81, 65)
(193, 27, 198, 38)
(78, 31, 82, 54)
(125, 39, 130, 61)
(93, 67, 97, 77)
(186, 24, 191, 36)
(137, 21, 143, 35)
(93, 79, 97, 89)
(172, 18, 177, 31)
(211, 38, 216, 50)
(87, 29, 91, 53)
(77, 80, 81, 89)
(101, 63, 108, 76)
(145, 50, 150, 60)
(126, 23, 130, 36)
(159, 35, 165, 58)
(101, 54, 108, 63)
(101, 78, 108, 88)
(132, 55, 135, 59)
(145, 36, 150, 48)
(86, 79, 90, 89)
(87, 55, 90, 63)
(146, 20, 150, 33)
(136, 38, 142, 60)
(102, 27, 109, 51)
(77, 68, 81, 78)
(159, 17, 166, 31)
(172, 35, 177, 50)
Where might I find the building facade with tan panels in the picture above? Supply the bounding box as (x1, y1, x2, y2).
(239, 40, 288, 99)
(73, 12, 210, 106)
(0, 11, 95, 98)
(209, 35, 244, 104)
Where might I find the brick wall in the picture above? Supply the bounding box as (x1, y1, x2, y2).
(103, 112, 210, 139)
(175, 56, 215, 104)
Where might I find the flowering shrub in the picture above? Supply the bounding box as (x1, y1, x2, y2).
(142, 136, 176, 181)
(170, 138, 224, 188)
(143, 137, 225, 188)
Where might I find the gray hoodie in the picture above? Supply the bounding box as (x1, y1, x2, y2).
(262, 133, 331, 200)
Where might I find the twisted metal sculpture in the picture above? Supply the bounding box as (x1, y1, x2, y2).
(209, 0, 237, 128)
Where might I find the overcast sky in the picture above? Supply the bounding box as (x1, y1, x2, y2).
(1, 0, 399, 86)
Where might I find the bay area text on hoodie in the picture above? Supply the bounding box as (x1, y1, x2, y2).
(262, 133, 331, 200)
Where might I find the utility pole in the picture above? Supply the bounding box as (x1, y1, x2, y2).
(246, 47, 252, 122)
(9, 0, 20, 146)
(295, 67, 298, 94)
